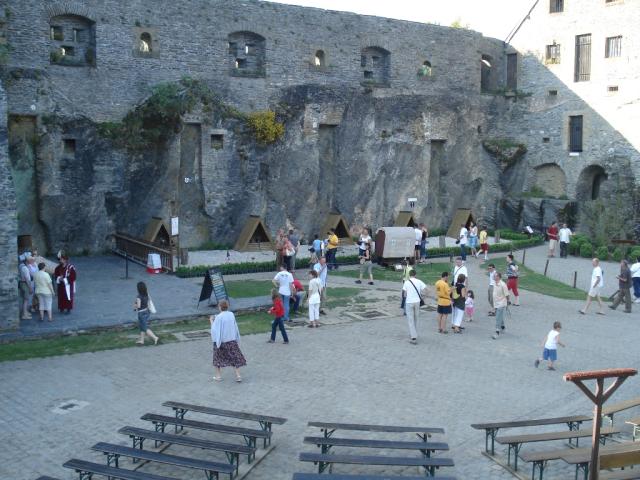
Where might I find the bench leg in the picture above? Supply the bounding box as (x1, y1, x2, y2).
(259, 421, 273, 447)
(105, 453, 120, 468)
(420, 448, 432, 458)
(204, 470, 218, 480)
(224, 452, 239, 478)
(567, 421, 582, 446)
(508, 443, 522, 470)
(317, 460, 329, 474)
(76, 470, 93, 480)
(130, 434, 144, 463)
(532, 460, 546, 480)
(153, 421, 167, 448)
(575, 461, 588, 480)
(321, 428, 336, 439)
(173, 407, 187, 433)
(486, 428, 499, 455)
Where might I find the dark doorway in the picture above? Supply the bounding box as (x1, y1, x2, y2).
(507, 53, 518, 91)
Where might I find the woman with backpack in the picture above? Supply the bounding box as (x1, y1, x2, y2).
(133, 281, 159, 345)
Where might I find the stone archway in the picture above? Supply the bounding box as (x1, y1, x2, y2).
(534, 163, 566, 198)
(576, 165, 608, 201)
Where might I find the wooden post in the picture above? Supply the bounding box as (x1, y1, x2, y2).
(564, 368, 637, 480)
(522, 249, 526, 266)
(544, 259, 549, 276)
(573, 271, 578, 289)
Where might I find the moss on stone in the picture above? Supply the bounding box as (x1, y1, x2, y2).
(482, 138, 527, 168)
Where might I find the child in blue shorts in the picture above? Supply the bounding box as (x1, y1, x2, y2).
(535, 321, 565, 370)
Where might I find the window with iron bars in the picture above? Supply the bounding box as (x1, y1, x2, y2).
(545, 44, 561, 64)
(605, 36, 622, 58)
(549, 0, 564, 13)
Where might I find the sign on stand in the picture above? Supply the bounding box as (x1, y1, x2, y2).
(198, 268, 229, 307)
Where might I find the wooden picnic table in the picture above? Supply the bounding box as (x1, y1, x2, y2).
(561, 443, 640, 480)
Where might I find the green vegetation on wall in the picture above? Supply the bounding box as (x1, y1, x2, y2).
(482, 138, 527, 168)
(97, 77, 284, 153)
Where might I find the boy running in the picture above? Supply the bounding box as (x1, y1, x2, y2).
(534, 321, 565, 370)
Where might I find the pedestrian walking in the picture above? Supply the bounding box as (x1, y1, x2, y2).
(465, 290, 475, 322)
(267, 290, 289, 344)
(34, 262, 55, 322)
(18, 255, 33, 320)
(414, 225, 422, 263)
(579, 258, 605, 315)
(487, 263, 497, 316)
(451, 273, 467, 333)
(558, 223, 573, 259)
(210, 299, 246, 382)
(356, 241, 374, 285)
(506, 254, 520, 306)
(358, 228, 372, 256)
(402, 270, 427, 344)
(458, 223, 468, 261)
(547, 222, 559, 258)
(479, 225, 489, 261)
(435, 272, 451, 334)
(420, 224, 429, 262)
(310, 234, 323, 264)
(306, 270, 322, 328)
(491, 273, 510, 339)
(609, 259, 633, 313)
(631, 255, 640, 303)
(469, 222, 479, 258)
(133, 281, 159, 346)
(400, 259, 414, 313)
(274, 229, 286, 269)
(273, 265, 294, 322)
(534, 321, 565, 371)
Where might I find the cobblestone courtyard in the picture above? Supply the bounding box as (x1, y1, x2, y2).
(2, 257, 639, 479)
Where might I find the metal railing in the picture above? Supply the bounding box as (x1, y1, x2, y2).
(113, 233, 175, 272)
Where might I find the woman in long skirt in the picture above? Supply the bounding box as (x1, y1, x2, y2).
(210, 300, 246, 382)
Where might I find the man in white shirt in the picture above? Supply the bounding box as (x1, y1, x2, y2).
(579, 258, 605, 315)
(272, 265, 294, 322)
(558, 223, 573, 259)
(491, 273, 510, 339)
(451, 257, 468, 287)
(487, 263, 497, 316)
(630, 255, 640, 303)
(458, 224, 468, 261)
(313, 257, 328, 314)
(402, 270, 427, 344)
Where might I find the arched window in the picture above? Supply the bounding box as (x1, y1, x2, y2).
(418, 61, 432, 77)
(49, 14, 96, 66)
(139, 32, 152, 53)
(314, 50, 326, 67)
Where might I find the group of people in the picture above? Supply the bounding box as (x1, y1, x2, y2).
(546, 222, 573, 258)
(457, 222, 490, 262)
(18, 250, 77, 322)
(274, 227, 341, 272)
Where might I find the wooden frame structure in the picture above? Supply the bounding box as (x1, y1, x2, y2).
(233, 215, 274, 251)
(320, 213, 353, 244)
(446, 208, 475, 239)
(394, 211, 417, 227)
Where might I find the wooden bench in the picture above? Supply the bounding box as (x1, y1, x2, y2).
(600, 470, 640, 480)
(307, 421, 445, 442)
(63, 458, 178, 480)
(162, 400, 287, 447)
(303, 436, 449, 457)
(471, 415, 590, 455)
(91, 442, 236, 480)
(141, 412, 270, 454)
(118, 426, 254, 473)
(602, 397, 640, 425)
(292, 473, 457, 480)
(35, 477, 62, 480)
(299, 452, 454, 476)
(626, 416, 640, 441)
(562, 443, 640, 480)
(496, 426, 620, 471)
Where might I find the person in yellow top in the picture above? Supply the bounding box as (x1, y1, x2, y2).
(325, 228, 339, 270)
(435, 271, 452, 334)
(478, 225, 489, 261)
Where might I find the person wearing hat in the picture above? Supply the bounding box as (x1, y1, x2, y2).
(54, 254, 77, 313)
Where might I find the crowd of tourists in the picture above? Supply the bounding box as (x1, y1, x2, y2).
(17, 249, 77, 322)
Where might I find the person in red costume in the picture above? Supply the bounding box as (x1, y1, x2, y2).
(54, 254, 76, 314)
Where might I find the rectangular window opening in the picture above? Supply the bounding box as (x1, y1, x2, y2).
(211, 134, 224, 150)
(63, 139, 76, 155)
(73, 28, 84, 42)
(550, 0, 564, 13)
(548, 89, 558, 96)
(245, 44, 254, 55)
(363, 70, 374, 79)
(569, 115, 583, 153)
(372, 56, 380, 66)
(605, 36, 622, 58)
(235, 58, 246, 69)
(50, 26, 63, 41)
(228, 42, 237, 55)
(61, 46, 75, 56)
(545, 44, 561, 64)
(574, 34, 591, 82)
(360, 55, 366, 67)
(543, 137, 550, 143)
(607, 85, 619, 92)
